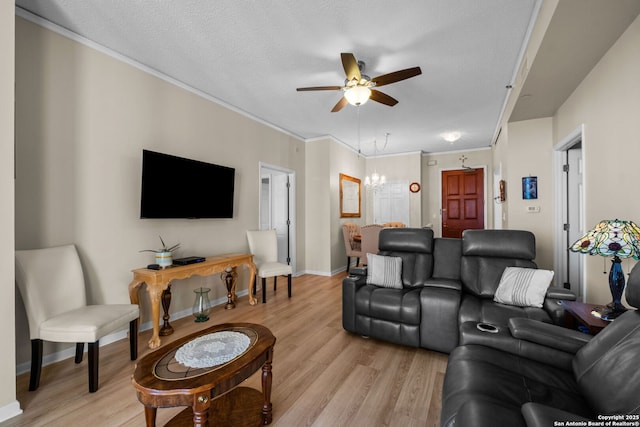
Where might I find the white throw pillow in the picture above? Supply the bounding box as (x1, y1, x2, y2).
(366, 254, 403, 289)
(493, 267, 554, 308)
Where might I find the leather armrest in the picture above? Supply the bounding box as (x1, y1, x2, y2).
(522, 403, 591, 427)
(508, 317, 592, 354)
(342, 271, 367, 332)
(546, 286, 576, 301)
(460, 321, 575, 370)
(348, 266, 367, 277)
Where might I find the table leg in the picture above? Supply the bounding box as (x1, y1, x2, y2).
(261, 348, 274, 424)
(159, 284, 174, 336)
(247, 261, 258, 306)
(144, 406, 157, 427)
(147, 285, 165, 349)
(192, 394, 210, 427)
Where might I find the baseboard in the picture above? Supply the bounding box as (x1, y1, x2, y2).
(16, 290, 249, 375)
(0, 400, 22, 422)
(301, 269, 333, 277)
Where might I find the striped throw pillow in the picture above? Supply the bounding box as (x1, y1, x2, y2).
(366, 254, 403, 289)
(494, 267, 554, 308)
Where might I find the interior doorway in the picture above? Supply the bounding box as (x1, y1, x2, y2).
(259, 162, 296, 273)
(553, 126, 584, 300)
(441, 168, 485, 238)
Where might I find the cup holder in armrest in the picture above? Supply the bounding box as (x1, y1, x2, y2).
(476, 322, 499, 334)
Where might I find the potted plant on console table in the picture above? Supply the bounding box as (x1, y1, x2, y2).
(140, 236, 180, 269)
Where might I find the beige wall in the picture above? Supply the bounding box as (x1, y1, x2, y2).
(492, 126, 510, 229)
(14, 18, 306, 365)
(505, 118, 555, 269)
(304, 137, 366, 274)
(304, 138, 332, 273)
(330, 141, 366, 272)
(0, 2, 21, 422)
(364, 152, 422, 227)
(503, 14, 640, 302)
(421, 148, 493, 237)
(553, 13, 640, 304)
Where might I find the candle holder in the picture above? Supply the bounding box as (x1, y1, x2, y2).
(192, 287, 211, 322)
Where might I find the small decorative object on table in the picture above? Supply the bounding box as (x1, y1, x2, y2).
(192, 287, 211, 322)
(139, 235, 180, 269)
(569, 219, 640, 321)
(221, 267, 238, 309)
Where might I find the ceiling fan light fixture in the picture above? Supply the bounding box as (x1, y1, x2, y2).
(344, 85, 371, 106)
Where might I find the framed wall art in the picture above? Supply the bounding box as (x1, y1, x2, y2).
(339, 173, 361, 218)
(522, 176, 538, 200)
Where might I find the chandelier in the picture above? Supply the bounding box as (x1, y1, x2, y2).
(364, 133, 389, 189)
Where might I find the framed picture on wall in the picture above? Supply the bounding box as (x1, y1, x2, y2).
(522, 176, 538, 200)
(339, 173, 361, 218)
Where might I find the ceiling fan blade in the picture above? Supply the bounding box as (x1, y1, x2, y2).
(370, 90, 398, 107)
(296, 86, 343, 91)
(341, 53, 361, 81)
(331, 97, 349, 113)
(371, 67, 422, 87)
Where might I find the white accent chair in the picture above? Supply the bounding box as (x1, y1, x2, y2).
(15, 244, 140, 393)
(246, 230, 292, 303)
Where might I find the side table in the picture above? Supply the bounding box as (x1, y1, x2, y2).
(560, 300, 610, 335)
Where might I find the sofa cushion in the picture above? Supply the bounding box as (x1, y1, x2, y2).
(494, 267, 554, 308)
(461, 257, 537, 298)
(377, 228, 435, 288)
(441, 345, 593, 427)
(366, 254, 402, 289)
(462, 229, 536, 259)
(459, 294, 552, 327)
(355, 285, 421, 325)
(460, 229, 537, 298)
(431, 237, 462, 280)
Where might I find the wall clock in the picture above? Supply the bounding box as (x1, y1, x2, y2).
(409, 182, 421, 193)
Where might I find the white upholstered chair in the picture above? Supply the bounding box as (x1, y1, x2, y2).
(246, 230, 292, 303)
(15, 244, 139, 393)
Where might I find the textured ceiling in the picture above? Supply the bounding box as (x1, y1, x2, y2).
(16, 0, 542, 156)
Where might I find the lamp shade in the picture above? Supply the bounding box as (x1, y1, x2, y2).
(344, 85, 371, 106)
(569, 219, 640, 260)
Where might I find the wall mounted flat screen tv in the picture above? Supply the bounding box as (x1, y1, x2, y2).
(140, 149, 235, 219)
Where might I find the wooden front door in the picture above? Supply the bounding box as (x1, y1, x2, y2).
(441, 168, 485, 238)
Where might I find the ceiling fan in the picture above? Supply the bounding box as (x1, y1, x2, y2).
(297, 53, 422, 112)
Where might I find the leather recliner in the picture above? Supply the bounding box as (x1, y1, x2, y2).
(343, 228, 574, 353)
(441, 262, 640, 427)
(343, 227, 435, 348)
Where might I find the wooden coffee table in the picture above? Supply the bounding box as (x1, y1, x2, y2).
(131, 323, 276, 427)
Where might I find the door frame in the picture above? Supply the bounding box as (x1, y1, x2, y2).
(438, 165, 488, 237)
(258, 162, 296, 274)
(553, 124, 585, 299)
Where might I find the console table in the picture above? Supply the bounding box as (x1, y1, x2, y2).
(129, 253, 257, 349)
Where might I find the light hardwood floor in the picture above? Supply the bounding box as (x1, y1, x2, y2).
(4, 272, 448, 427)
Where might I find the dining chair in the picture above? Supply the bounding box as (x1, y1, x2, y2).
(246, 230, 293, 303)
(15, 244, 139, 393)
(342, 222, 362, 273)
(382, 222, 406, 228)
(360, 224, 384, 262)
